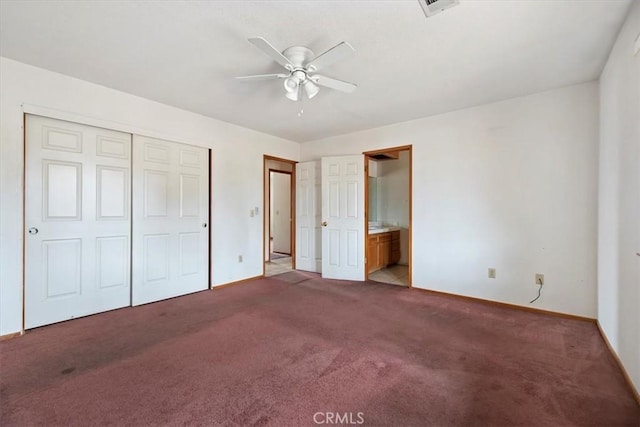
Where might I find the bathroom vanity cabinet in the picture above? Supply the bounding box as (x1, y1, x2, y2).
(367, 230, 401, 273)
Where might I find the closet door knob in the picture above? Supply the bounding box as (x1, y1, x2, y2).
(202, 223, 208, 228)
(322, 221, 328, 227)
(28, 227, 39, 235)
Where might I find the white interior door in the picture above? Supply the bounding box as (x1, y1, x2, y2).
(25, 115, 132, 329)
(321, 156, 365, 280)
(132, 135, 209, 305)
(296, 161, 321, 272)
(271, 172, 291, 254)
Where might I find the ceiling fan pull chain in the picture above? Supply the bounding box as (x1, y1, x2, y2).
(298, 85, 304, 117)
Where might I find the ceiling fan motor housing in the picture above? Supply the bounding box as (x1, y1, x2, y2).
(282, 46, 315, 68)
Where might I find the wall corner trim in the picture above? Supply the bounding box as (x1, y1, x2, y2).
(595, 321, 640, 406)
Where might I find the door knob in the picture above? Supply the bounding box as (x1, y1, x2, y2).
(202, 223, 208, 228)
(28, 227, 38, 235)
(322, 221, 328, 227)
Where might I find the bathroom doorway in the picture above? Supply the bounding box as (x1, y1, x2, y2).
(363, 146, 412, 287)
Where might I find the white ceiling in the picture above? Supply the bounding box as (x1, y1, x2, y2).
(0, 0, 632, 142)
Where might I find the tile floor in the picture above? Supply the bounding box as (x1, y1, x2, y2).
(267, 258, 408, 287)
(265, 255, 292, 277)
(369, 264, 409, 286)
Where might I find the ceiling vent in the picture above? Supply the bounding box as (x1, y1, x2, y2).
(418, 0, 460, 18)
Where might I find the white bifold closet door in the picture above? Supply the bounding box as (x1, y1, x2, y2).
(131, 135, 209, 305)
(25, 115, 132, 329)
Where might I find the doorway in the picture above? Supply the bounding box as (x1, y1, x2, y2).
(263, 155, 296, 277)
(364, 146, 412, 287)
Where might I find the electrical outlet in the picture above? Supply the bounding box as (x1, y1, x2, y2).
(488, 268, 496, 279)
(535, 273, 544, 286)
(238, 255, 243, 263)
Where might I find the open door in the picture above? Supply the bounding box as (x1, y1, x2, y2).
(295, 161, 321, 272)
(321, 155, 365, 280)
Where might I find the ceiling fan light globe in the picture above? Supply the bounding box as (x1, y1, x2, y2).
(285, 90, 299, 101)
(304, 81, 320, 99)
(284, 78, 298, 93)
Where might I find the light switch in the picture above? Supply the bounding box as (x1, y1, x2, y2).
(250, 209, 254, 218)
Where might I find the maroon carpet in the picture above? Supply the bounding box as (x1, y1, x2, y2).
(1, 275, 638, 426)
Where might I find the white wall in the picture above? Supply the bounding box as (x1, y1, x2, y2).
(0, 57, 299, 335)
(302, 82, 599, 318)
(597, 0, 640, 392)
(377, 151, 410, 264)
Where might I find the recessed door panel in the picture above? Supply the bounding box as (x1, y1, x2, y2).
(346, 162, 358, 176)
(144, 170, 169, 217)
(44, 161, 82, 220)
(96, 236, 128, 289)
(144, 234, 169, 282)
(329, 181, 340, 218)
(132, 135, 209, 305)
(346, 181, 358, 218)
(97, 166, 128, 219)
(43, 239, 81, 298)
(299, 228, 310, 258)
(346, 230, 358, 267)
(97, 136, 129, 159)
(180, 174, 200, 218)
(42, 126, 82, 152)
(299, 185, 309, 217)
(328, 229, 340, 266)
(179, 149, 200, 168)
(144, 143, 170, 164)
(25, 115, 131, 329)
(179, 232, 200, 276)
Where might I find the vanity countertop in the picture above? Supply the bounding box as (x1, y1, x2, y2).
(368, 226, 401, 235)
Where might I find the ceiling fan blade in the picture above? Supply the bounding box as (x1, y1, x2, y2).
(248, 37, 293, 69)
(236, 73, 288, 82)
(311, 75, 357, 93)
(306, 42, 355, 71)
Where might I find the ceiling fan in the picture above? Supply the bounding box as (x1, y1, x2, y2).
(236, 37, 357, 102)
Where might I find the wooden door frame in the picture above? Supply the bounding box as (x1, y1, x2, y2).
(363, 145, 413, 288)
(263, 155, 297, 275)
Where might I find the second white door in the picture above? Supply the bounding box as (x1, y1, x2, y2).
(321, 155, 365, 281)
(132, 135, 210, 305)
